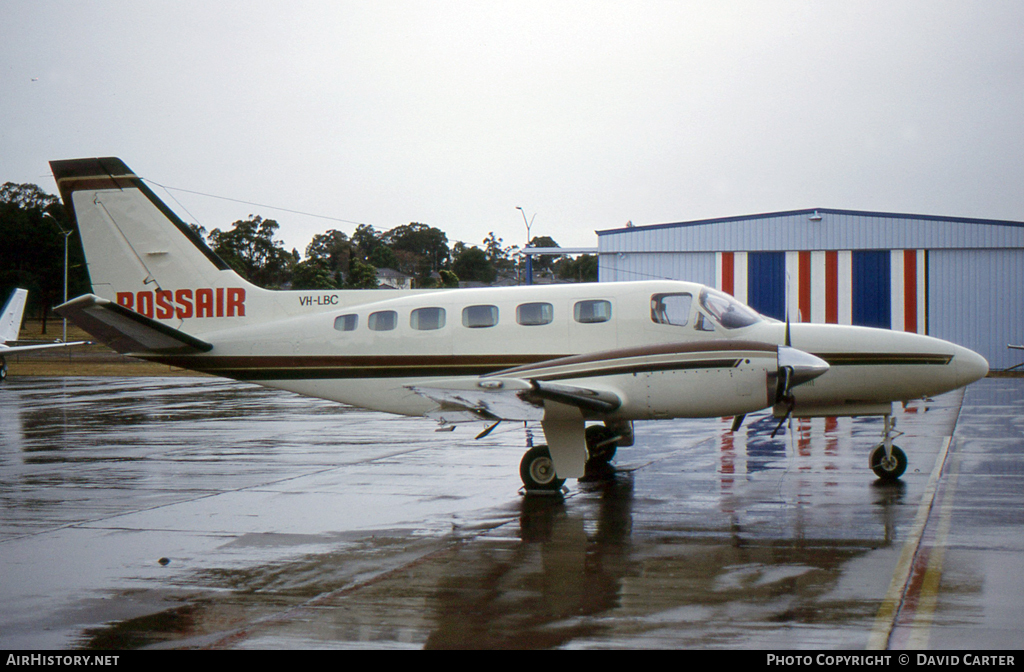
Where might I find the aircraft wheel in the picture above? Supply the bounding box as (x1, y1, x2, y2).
(585, 425, 618, 464)
(870, 444, 907, 482)
(520, 445, 565, 492)
(0, 357, 7, 382)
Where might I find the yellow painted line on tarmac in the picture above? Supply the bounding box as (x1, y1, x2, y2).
(905, 451, 961, 649)
(866, 436, 952, 650)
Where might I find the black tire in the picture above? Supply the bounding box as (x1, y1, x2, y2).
(0, 357, 7, 382)
(585, 425, 618, 464)
(520, 445, 565, 492)
(870, 444, 908, 482)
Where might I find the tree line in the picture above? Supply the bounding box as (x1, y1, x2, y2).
(1, 181, 597, 333)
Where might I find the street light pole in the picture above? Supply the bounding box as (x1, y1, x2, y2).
(43, 212, 72, 343)
(516, 206, 536, 285)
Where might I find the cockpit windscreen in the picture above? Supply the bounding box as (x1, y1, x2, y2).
(698, 287, 762, 329)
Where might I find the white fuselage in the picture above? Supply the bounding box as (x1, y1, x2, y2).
(143, 280, 988, 422)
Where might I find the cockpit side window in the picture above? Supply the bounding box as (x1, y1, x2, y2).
(651, 293, 692, 326)
(698, 287, 761, 329)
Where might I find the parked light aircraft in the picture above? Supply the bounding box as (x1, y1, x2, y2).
(0, 287, 89, 381)
(49, 158, 989, 491)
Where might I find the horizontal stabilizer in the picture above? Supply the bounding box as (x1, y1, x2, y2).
(56, 294, 212, 354)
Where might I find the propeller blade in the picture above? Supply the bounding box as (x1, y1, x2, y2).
(770, 403, 792, 438)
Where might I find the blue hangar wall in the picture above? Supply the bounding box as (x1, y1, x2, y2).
(596, 208, 1024, 371)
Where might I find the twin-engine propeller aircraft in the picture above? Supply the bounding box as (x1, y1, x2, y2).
(49, 158, 989, 491)
(1, 288, 89, 381)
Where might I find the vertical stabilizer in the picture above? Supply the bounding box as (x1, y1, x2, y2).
(50, 158, 248, 300)
(0, 288, 29, 344)
(50, 157, 420, 334)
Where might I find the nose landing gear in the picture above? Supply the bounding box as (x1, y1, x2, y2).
(869, 415, 907, 482)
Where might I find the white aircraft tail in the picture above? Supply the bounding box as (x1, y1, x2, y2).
(51, 157, 423, 348)
(50, 158, 257, 307)
(0, 288, 29, 344)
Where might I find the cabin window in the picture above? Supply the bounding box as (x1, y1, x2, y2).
(368, 310, 398, 331)
(574, 299, 612, 324)
(411, 307, 446, 331)
(651, 293, 692, 326)
(463, 305, 498, 328)
(334, 314, 358, 331)
(517, 302, 553, 326)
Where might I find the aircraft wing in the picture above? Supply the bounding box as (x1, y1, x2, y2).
(406, 339, 781, 424)
(0, 341, 90, 354)
(407, 376, 621, 423)
(55, 294, 212, 354)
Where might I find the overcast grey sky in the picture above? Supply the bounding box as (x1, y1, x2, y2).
(3, 1, 1023, 255)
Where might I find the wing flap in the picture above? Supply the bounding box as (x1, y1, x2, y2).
(55, 294, 212, 354)
(406, 377, 620, 423)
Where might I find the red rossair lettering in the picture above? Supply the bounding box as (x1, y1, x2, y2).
(175, 289, 193, 319)
(195, 288, 214, 318)
(137, 291, 154, 318)
(155, 290, 174, 319)
(116, 287, 247, 320)
(227, 287, 246, 317)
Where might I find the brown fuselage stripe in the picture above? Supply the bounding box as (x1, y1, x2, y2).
(141, 348, 953, 382)
(141, 352, 750, 381)
(812, 353, 953, 366)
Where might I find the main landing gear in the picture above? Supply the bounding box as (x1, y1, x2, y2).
(869, 415, 907, 482)
(520, 445, 564, 492)
(519, 422, 631, 492)
(0, 356, 7, 382)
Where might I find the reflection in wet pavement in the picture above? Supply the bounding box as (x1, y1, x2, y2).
(1, 376, 1020, 649)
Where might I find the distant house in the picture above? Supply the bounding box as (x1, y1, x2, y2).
(375, 268, 413, 290)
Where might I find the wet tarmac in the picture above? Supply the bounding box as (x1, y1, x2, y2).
(1, 375, 1022, 650)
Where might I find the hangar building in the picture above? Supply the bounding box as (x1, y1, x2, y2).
(596, 208, 1024, 370)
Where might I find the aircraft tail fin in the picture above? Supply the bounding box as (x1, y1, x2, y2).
(49, 157, 253, 304)
(0, 288, 29, 344)
(56, 294, 212, 354)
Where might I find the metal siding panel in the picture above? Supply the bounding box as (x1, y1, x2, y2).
(929, 249, 1024, 370)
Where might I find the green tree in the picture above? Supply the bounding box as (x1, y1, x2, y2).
(452, 246, 496, 284)
(351, 224, 384, 263)
(555, 254, 599, 283)
(439, 269, 460, 288)
(528, 235, 560, 274)
(291, 258, 338, 290)
(305, 229, 352, 285)
(483, 231, 518, 277)
(384, 222, 450, 284)
(0, 183, 90, 334)
(368, 245, 399, 271)
(344, 259, 379, 289)
(209, 215, 297, 288)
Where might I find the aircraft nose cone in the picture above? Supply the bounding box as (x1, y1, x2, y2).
(777, 345, 830, 388)
(955, 345, 989, 387)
